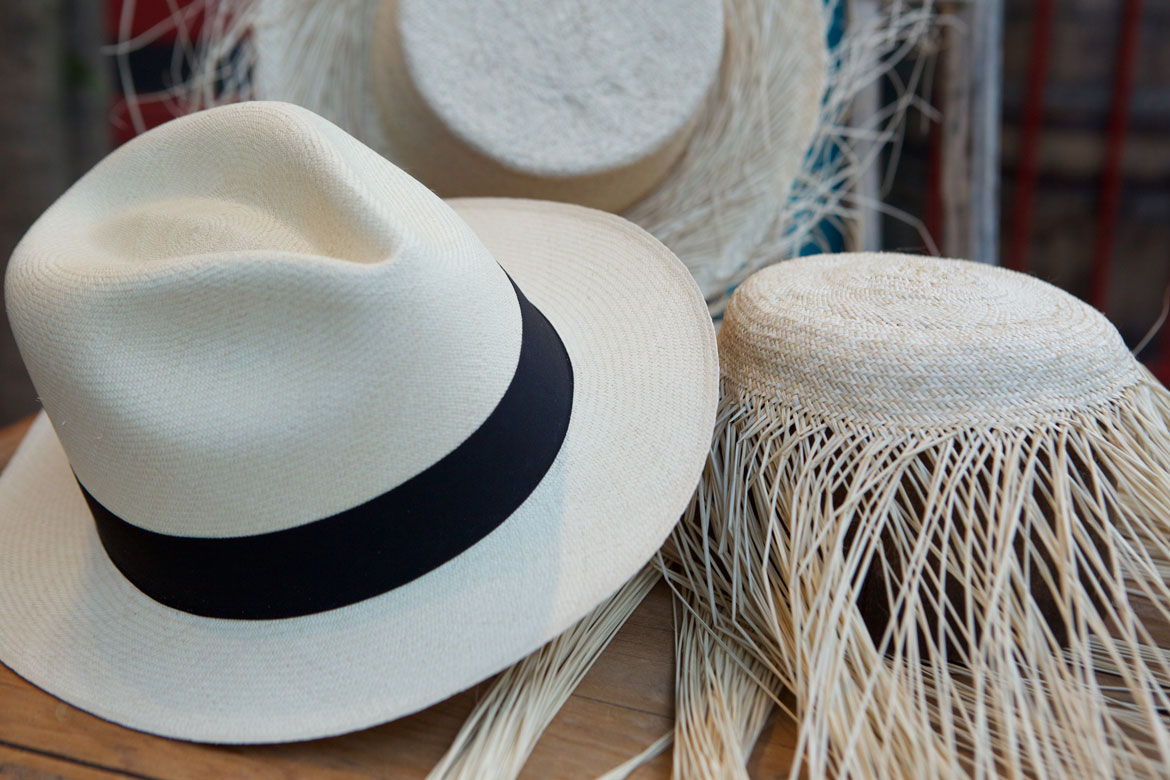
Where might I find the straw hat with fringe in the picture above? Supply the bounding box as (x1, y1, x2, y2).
(661, 252, 1170, 778)
(117, 0, 935, 313)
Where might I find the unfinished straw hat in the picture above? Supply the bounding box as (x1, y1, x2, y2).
(145, 0, 845, 310)
(663, 253, 1170, 777)
(0, 101, 718, 744)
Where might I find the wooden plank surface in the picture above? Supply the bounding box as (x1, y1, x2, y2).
(0, 414, 798, 779)
(0, 743, 133, 780)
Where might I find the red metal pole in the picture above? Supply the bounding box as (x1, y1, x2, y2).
(1005, 0, 1054, 273)
(1090, 0, 1144, 312)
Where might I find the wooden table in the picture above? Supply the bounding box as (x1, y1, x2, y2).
(0, 415, 799, 779)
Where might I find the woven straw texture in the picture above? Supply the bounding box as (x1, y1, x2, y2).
(364, 0, 724, 212)
(663, 252, 1170, 779)
(720, 253, 1143, 426)
(0, 102, 719, 744)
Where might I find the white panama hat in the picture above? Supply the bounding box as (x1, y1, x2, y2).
(0, 101, 718, 744)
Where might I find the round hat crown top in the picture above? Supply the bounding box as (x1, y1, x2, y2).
(395, 0, 724, 178)
(5, 102, 522, 538)
(718, 253, 1142, 428)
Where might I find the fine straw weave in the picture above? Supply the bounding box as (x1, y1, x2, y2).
(667, 252, 1170, 779)
(428, 566, 659, 780)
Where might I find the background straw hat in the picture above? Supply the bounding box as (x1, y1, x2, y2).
(163, 0, 852, 312)
(663, 252, 1170, 777)
(0, 101, 718, 743)
(362, 0, 726, 213)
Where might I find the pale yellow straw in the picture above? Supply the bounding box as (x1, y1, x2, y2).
(666, 252, 1170, 779)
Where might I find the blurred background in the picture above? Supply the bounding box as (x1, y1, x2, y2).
(0, 0, 1166, 425)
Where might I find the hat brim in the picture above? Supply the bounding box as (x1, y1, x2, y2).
(0, 198, 717, 743)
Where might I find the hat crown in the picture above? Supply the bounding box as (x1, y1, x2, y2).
(5, 102, 521, 538)
(364, 0, 724, 211)
(396, 0, 724, 178)
(719, 253, 1142, 428)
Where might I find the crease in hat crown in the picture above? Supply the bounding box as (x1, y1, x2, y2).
(4, 101, 524, 538)
(718, 252, 1144, 429)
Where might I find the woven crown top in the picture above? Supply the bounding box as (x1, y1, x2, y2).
(718, 253, 1142, 428)
(397, 0, 724, 177)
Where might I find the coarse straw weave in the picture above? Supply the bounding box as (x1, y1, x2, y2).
(662, 252, 1170, 778)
